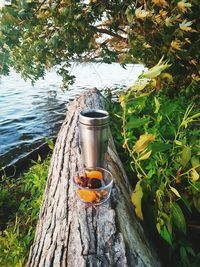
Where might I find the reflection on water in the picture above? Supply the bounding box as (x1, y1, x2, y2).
(0, 63, 144, 168)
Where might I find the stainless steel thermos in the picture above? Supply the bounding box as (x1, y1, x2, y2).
(79, 109, 109, 168)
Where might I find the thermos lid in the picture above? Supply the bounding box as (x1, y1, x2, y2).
(79, 109, 109, 126)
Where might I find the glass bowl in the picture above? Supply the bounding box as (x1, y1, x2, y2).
(74, 167, 113, 205)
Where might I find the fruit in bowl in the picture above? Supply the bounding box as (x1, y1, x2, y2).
(74, 168, 113, 205)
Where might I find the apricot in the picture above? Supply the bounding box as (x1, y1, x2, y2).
(78, 189, 97, 202)
(86, 170, 103, 180)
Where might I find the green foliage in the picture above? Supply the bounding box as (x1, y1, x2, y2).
(0, 156, 50, 266)
(0, 1, 200, 90)
(0, 178, 19, 230)
(126, 0, 200, 90)
(109, 72, 200, 266)
(45, 137, 55, 151)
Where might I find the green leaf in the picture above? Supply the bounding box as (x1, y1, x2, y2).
(185, 246, 195, 257)
(161, 102, 179, 116)
(180, 246, 190, 266)
(180, 246, 187, 259)
(131, 180, 144, 220)
(171, 202, 186, 234)
(150, 142, 171, 153)
(193, 197, 200, 213)
(181, 146, 191, 168)
(147, 168, 155, 179)
(126, 117, 149, 129)
(131, 96, 147, 110)
(160, 226, 172, 246)
(126, 8, 134, 24)
(191, 157, 200, 172)
(45, 137, 54, 151)
(181, 196, 192, 213)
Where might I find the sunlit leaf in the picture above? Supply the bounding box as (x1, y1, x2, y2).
(156, 222, 161, 233)
(135, 6, 150, 20)
(174, 140, 182, 146)
(131, 180, 144, 220)
(154, 97, 160, 114)
(190, 169, 199, 181)
(141, 56, 171, 79)
(134, 133, 155, 153)
(179, 20, 195, 32)
(119, 95, 125, 108)
(143, 43, 151, 49)
(130, 79, 149, 92)
(139, 150, 152, 161)
(170, 39, 183, 52)
(37, 154, 41, 163)
(190, 112, 200, 120)
(152, 0, 168, 8)
(170, 186, 181, 198)
(191, 74, 200, 81)
(115, 114, 122, 120)
(177, 1, 192, 13)
(165, 17, 173, 27)
(160, 72, 173, 81)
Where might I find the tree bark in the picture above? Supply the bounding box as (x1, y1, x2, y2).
(27, 88, 162, 267)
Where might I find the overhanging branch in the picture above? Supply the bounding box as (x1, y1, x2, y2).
(92, 26, 128, 41)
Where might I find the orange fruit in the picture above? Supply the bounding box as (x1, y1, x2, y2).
(85, 170, 103, 180)
(78, 189, 97, 202)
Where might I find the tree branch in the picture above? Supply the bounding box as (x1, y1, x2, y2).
(92, 26, 127, 41)
(33, 0, 47, 15)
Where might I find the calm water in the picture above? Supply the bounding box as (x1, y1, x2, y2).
(0, 63, 144, 168)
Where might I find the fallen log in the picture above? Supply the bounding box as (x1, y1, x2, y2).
(27, 88, 162, 267)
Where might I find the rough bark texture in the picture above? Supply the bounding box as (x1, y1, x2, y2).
(27, 88, 161, 267)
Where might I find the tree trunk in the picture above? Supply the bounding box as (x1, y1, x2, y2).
(27, 88, 161, 267)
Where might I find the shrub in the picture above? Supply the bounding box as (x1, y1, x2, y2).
(0, 157, 50, 267)
(110, 70, 200, 266)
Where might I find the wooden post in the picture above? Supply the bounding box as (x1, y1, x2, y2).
(27, 89, 161, 267)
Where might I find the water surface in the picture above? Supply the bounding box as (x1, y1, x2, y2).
(0, 63, 144, 168)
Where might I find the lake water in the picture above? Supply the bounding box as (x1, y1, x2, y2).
(0, 63, 144, 169)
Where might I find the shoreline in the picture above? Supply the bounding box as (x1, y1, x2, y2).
(0, 140, 55, 179)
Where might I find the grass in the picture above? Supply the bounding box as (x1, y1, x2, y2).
(0, 155, 51, 267)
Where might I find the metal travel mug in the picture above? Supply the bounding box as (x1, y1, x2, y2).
(79, 109, 109, 168)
